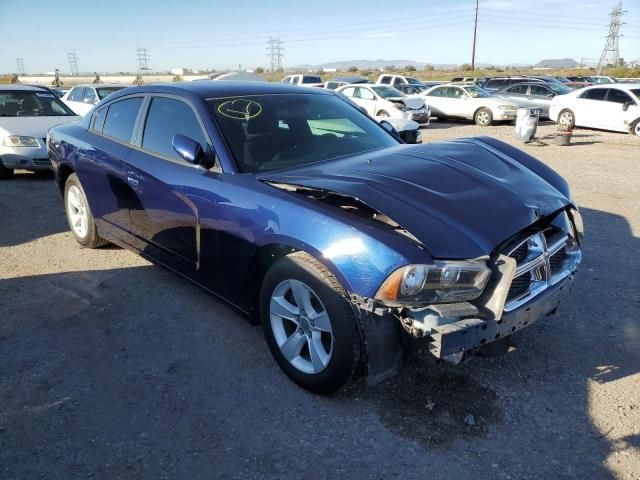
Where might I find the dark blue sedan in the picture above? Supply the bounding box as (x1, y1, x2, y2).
(48, 82, 583, 393)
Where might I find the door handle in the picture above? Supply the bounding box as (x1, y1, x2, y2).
(126, 174, 139, 186)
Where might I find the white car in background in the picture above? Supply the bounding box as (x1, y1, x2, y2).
(336, 84, 430, 125)
(549, 84, 640, 136)
(61, 84, 127, 116)
(0, 85, 80, 179)
(421, 83, 517, 126)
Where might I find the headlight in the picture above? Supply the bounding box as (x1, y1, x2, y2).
(568, 207, 584, 244)
(375, 260, 491, 305)
(2, 135, 39, 147)
(498, 105, 513, 111)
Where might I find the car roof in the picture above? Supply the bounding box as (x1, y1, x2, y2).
(583, 83, 640, 91)
(0, 85, 48, 92)
(69, 83, 130, 88)
(109, 81, 331, 100)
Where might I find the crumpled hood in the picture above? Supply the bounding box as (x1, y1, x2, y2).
(258, 138, 571, 259)
(388, 97, 425, 110)
(0, 116, 80, 138)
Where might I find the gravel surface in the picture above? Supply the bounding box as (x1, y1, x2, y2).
(1, 121, 639, 479)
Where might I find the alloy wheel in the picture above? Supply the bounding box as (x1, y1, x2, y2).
(269, 279, 334, 374)
(66, 185, 89, 239)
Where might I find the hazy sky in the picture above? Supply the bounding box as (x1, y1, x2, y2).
(1, 0, 639, 74)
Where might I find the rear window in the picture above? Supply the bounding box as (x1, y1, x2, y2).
(302, 76, 322, 84)
(102, 97, 143, 142)
(97, 87, 124, 100)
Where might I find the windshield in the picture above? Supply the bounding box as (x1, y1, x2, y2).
(463, 85, 490, 98)
(0, 90, 76, 117)
(548, 83, 572, 95)
(96, 87, 124, 100)
(406, 77, 422, 85)
(371, 85, 404, 98)
(302, 76, 322, 84)
(208, 93, 399, 173)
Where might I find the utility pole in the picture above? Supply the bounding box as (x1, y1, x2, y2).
(67, 53, 79, 76)
(471, 0, 479, 71)
(16, 58, 25, 75)
(266, 37, 284, 73)
(597, 2, 625, 74)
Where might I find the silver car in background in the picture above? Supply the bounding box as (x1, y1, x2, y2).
(0, 85, 80, 179)
(491, 82, 573, 119)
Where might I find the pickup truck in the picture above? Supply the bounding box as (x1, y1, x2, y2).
(280, 74, 324, 87)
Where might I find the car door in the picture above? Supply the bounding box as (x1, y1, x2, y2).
(528, 84, 555, 116)
(77, 87, 99, 116)
(123, 94, 211, 270)
(424, 86, 449, 117)
(445, 86, 470, 117)
(357, 87, 379, 115)
(500, 84, 529, 108)
(575, 88, 608, 128)
(78, 96, 144, 240)
(603, 88, 637, 132)
(63, 86, 85, 115)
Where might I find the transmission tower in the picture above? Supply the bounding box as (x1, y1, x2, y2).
(266, 37, 284, 73)
(67, 53, 79, 76)
(597, 2, 625, 74)
(16, 58, 25, 75)
(136, 47, 151, 73)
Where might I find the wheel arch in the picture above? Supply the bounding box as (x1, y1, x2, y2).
(57, 163, 75, 194)
(245, 241, 354, 324)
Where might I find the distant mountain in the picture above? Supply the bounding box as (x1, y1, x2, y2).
(534, 58, 580, 68)
(293, 59, 523, 71)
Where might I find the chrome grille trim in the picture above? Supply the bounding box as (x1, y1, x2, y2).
(504, 230, 581, 312)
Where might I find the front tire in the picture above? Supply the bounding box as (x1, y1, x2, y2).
(0, 163, 14, 180)
(64, 173, 108, 248)
(260, 252, 361, 394)
(558, 109, 576, 129)
(474, 107, 493, 126)
(632, 119, 640, 137)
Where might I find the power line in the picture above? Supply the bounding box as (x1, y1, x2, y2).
(67, 52, 79, 76)
(597, 2, 626, 74)
(267, 37, 284, 73)
(16, 58, 25, 75)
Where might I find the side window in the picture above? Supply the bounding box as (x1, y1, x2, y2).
(281, 77, 290, 83)
(606, 89, 634, 105)
(393, 77, 404, 85)
(83, 88, 97, 104)
(379, 76, 392, 85)
(427, 87, 445, 97)
(142, 96, 208, 162)
(486, 79, 506, 89)
(508, 85, 528, 95)
(581, 88, 607, 101)
(447, 87, 464, 99)
(68, 87, 84, 101)
(530, 85, 552, 97)
(340, 87, 356, 97)
(102, 97, 143, 142)
(359, 88, 375, 100)
(91, 107, 107, 132)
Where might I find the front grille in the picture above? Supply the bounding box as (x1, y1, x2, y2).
(504, 227, 581, 312)
(33, 158, 51, 166)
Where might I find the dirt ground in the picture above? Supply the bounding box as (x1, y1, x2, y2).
(1, 120, 639, 479)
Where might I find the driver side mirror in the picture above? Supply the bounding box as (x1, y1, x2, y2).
(461, 95, 470, 100)
(622, 102, 630, 111)
(172, 134, 214, 169)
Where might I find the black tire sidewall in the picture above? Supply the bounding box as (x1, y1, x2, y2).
(64, 173, 97, 247)
(260, 255, 359, 394)
(0, 165, 14, 180)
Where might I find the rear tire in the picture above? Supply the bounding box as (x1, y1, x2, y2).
(64, 173, 108, 248)
(0, 164, 14, 180)
(558, 109, 576, 129)
(474, 108, 493, 126)
(260, 252, 361, 394)
(632, 119, 640, 137)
